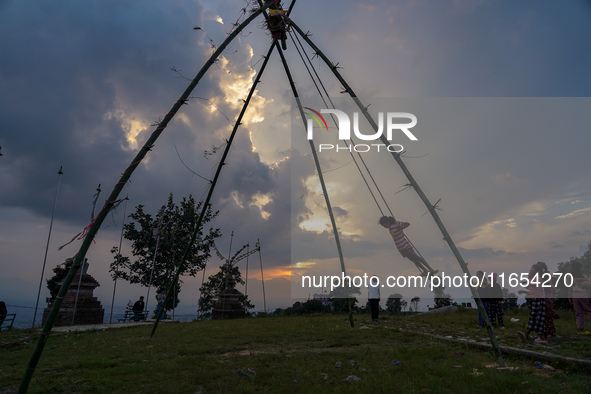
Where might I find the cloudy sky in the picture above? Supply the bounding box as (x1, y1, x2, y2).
(1, 0, 591, 318)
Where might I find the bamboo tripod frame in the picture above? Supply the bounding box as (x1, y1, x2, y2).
(20, 2, 506, 391)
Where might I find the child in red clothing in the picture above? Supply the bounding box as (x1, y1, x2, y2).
(379, 216, 437, 276)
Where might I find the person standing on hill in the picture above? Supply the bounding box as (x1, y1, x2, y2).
(0, 301, 7, 328)
(488, 273, 505, 329)
(536, 262, 558, 338)
(156, 289, 166, 320)
(475, 271, 491, 328)
(368, 277, 381, 324)
(517, 263, 547, 343)
(132, 296, 145, 321)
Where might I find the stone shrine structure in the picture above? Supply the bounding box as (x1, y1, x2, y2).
(211, 287, 246, 320)
(42, 259, 104, 326)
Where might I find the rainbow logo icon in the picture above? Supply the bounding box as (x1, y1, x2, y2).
(304, 107, 328, 132)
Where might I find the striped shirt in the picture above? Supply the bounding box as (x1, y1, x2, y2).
(389, 221, 412, 252)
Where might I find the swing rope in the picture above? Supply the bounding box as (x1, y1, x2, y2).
(274, 35, 354, 328)
(290, 29, 398, 217)
(288, 30, 385, 217)
(257, 239, 267, 313)
(289, 28, 427, 259)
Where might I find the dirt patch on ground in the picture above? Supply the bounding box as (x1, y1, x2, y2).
(51, 322, 150, 332)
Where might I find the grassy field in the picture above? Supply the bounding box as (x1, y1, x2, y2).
(1, 308, 591, 393)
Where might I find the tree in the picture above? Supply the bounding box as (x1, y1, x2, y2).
(46, 258, 74, 304)
(554, 243, 591, 310)
(283, 299, 331, 315)
(386, 293, 404, 314)
(303, 299, 327, 314)
(110, 193, 220, 313)
(432, 283, 452, 309)
(284, 302, 305, 316)
(328, 286, 360, 313)
(401, 299, 408, 311)
(410, 296, 421, 312)
(197, 264, 254, 319)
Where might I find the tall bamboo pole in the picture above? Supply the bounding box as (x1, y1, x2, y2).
(274, 40, 354, 328)
(109, 196, 128, 323)
(255, 0, 355, 325)
(150, 38, 277, 337)
(289, 20, 505, 367)
(257, 239, 267, 313)
(72, 185, 101, 325)
(19, 5, 272, 392)
(32, 166, 63, 329)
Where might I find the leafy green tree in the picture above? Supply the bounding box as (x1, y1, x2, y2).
(410, 296, 421, 312)
(328, 286, 360, 313)
(433, 283, 452, 308)
(110, 193, 220, 313)
(46, 258, 74, 303)
(197, 264, 254, 319)
(554, 244, 591, 310)
(401, 299, 408, 311)
(284, 299, 330, 315)
(386, 293, 404, 314)
(284, 301, 305, 316)
(303, 299, 329, 314)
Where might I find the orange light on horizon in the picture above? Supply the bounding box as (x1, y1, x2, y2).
(261, 265, 292, 280)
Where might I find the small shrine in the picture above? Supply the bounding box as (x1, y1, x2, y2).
(209, 241, 260, 320)
(43, 259, 104, 326)
(211, 287, 246, 320)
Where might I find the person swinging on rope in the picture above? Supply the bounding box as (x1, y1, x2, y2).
(379, 215, 438, 276)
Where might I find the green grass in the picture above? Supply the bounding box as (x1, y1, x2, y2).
(1, 310, 590, 393)
(404, 307, 591, 360)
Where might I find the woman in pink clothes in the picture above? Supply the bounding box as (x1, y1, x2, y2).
(517, 263, 547, 343)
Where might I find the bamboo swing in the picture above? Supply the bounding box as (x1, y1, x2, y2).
(20, 2, 505, 391)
